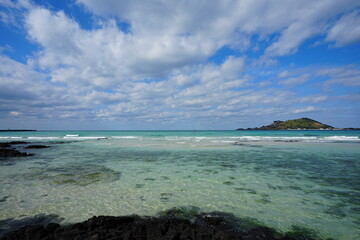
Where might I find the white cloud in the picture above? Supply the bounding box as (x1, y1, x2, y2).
(292, 106, 316, 114)
(326, 10, 360, 46)
(10, 111, 21, 116)
(0, 55, 48, 101)
(317, 66, 360, 86)
(0, 0, 359, 128)
(299, 95, 328, 103)
(0, 0, 31, 8)
(22, 0, 360, 88)
(26, 8, 82, 67)
(265, 21, 318, 56)
(0, 0, 32, 27)
(0, 55, 93, 120)
(24, 5, 223, 89)
(278, 71, 290, 78)
(264, 0, 359, 56)
(279, 74, 311, 86)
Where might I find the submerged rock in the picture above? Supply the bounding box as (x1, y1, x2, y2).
(21, 164, 121, 186)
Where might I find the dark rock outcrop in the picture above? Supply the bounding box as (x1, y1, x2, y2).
(25, 145, 49, 149)
(0, 149, 33, 157)
(0, 143, 11, 148)
(8, 141, 29, 145)
(0, 214, 317, 240)
(0, 142, 35, 158)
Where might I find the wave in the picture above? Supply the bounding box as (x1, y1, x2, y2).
(230, 136, 359, 143)
(0, 136, 108, 141)
(63, 136, 108, 140)
(322, 136, 359, 141)
(0, 134, 358, 143)
(162, 135, 359, 143)
(112, 136, 141, 139)
(28, 137, 62, 140)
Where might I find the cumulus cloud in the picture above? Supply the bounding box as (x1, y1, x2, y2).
(0, 55, 48, 101)
(0, 0, 360, 128)
(24, 5, 222, 89)
(23, 0, 360, 87)
(0, 55, 92, 121)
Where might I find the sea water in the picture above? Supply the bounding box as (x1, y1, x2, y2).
(0, 130, 359, 239)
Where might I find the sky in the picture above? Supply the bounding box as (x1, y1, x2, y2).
(0, 0, 360, 130)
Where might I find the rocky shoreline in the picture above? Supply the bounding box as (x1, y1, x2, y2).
(0, 212, 320, 240)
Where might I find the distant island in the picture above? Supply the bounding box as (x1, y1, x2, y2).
(237, 118, 359, 130)
(0, 129, 37, 132)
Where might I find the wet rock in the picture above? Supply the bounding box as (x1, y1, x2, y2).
(8, 141, 29, 145)
(0, 213, 323, 240)
(0, 141, 34, 158)
(0, 214, 63, 237)
(0, 149, 33, 158)
(25, 145, 49, 149)
(0, 143, 11, 148)
(158, 206, 202, 221)
(1, 215, 242, 240)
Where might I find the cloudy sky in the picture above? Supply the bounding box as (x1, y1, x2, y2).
(0, 0, 359, 130)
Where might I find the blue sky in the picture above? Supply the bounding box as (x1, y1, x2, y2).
(0, 0, 360, 130)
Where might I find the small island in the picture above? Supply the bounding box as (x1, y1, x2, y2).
(237, 118, 335, 130)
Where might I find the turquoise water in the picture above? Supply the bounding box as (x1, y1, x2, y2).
(0, 130, 359, 239)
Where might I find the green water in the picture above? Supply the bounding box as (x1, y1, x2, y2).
(0, 130, 359, 239)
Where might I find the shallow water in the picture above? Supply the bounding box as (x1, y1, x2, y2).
(1, 130, 360, 239)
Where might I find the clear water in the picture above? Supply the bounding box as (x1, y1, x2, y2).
(0, 130, 359, 239)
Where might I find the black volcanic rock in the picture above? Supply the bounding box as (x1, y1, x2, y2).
(1, 215, 242, 240)
(0, 149, 33, 158)
(8, 141, 29, 145)
(0, 143, 11, 148)
(0, 214, 319, 240)
(25, 145, 49, 149)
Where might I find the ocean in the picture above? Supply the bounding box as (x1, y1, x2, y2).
(0, 130, 359, 239)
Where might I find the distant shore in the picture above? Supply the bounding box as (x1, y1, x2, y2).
(0, 130, 37, 132)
